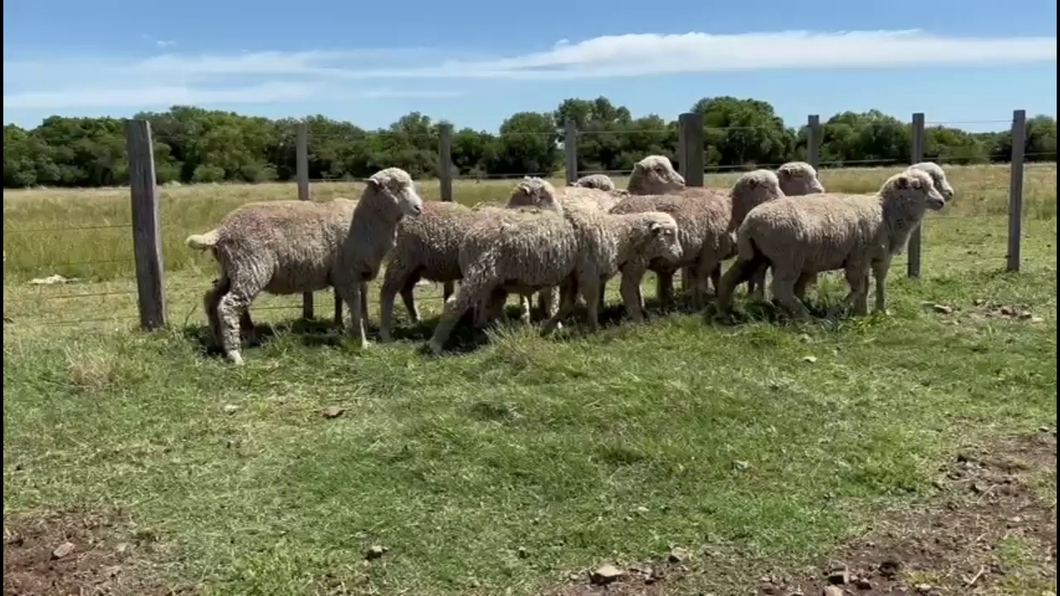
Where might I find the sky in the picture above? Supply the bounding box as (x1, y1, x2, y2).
(3, 0, 1057, 134)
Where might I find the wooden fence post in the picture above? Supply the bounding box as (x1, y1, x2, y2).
(295, 121, 317, 320)
(807, 114, 821, 171)
(1007, 109, 1027, 272)
(124, 119, 167, 330)
(678, 112, 705, 187)
(564, 120, 578, 185)
(907, 113, 925, 279)
(439, 123, 455, 301)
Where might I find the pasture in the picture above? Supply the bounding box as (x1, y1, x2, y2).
(3, 163, 1057, 595)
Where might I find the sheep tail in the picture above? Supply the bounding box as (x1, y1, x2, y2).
(735, 223, 759, 262)
(186, 229, 220, 251)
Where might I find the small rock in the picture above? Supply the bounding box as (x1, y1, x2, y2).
(51, 541, 76, 559)
(103, 565, 122, 578)
(932, 304, 953, 314)
(1010, 516, 1024, 524)
(222, 404, 241, 415)
(590, 564, 625, 585)
(802, 356, 818, 364)
(364, 545, 388, 560)
(915, 584, 933, 594)
(879, 558, 901, 578)
(823, 586, 844, 596)
(827, 568, 850, 585)
(855, 577, 873, 590)
(321, 406, 346, 419)
(1019, 311, 1034, 320)
(973, 299, 985, 306)
(668, 547, 691, 563)
(1031, 317, 1045, 324)
(732, 460, 751, 471)
(1000, 306, 1016, 317)
(636, 505, 650, 514)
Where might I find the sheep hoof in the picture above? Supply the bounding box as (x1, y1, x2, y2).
(225, 351, 244, 366)
(423, 341, 443, 357)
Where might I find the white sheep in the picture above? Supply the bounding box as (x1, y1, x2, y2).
(572, 173, 618, 192)
(776, 161, 826, 196)
(716, 168, 948, 319)
(187, 197, 357, 364)
(909, 161, 955, 200)
(333, 167, 425, 351)
(187, 167, 423, 364)
(609, 189, 734, 314)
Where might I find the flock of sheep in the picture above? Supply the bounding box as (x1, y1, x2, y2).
(185, 156, 954, 364)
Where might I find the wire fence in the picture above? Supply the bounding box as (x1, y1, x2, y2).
(2, 110, 1053, 330)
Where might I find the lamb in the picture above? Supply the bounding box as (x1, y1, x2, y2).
(572, 173, 617, 192)
(909, 161, 955, 200)
(776, 161, 826, 196)
(608, 189, 734, 314)
(715, 168, 947, 320)
(730, 169, 792, 300)
(188, 167, 423, 364)
(425, 179, 684, 354)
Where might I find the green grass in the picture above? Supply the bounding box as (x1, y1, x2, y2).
(3, 164, 1058, 595)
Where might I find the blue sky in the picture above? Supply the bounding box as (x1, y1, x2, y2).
(3, 0, 1057, 133)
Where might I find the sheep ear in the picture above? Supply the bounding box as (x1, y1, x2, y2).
(911, 177, 924, 190)
(895, 174, 910, 189)
(362, 178, 380, 190)
(649, 221, 664, 235)
(746, 177, 759, 188)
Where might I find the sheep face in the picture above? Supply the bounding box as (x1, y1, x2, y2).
(889, 169, 947, 212)
(908, 162, 954, 201)
(508, 177, 562, 212)
(776, 162, 825, 195)
(628, 155, 686, 195)
(641, 214, 683, 263)
(365, 167, 424, 218)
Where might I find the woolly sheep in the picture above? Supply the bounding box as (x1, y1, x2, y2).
(776, 161, 826, 196)
(626, 155, 686, 195)
(331, 167, 425, 351)
(572, 173, 617, 192)
(716, 168, 947, 319)
(538, 208, 684, 335)
(187, 197, 357, 364)
(609, 189, 734, 314)
(425, 204, 579, 355)
(730, 169, 789, 300)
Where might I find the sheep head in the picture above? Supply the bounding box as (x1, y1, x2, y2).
(362, 167, 424, 218)
(507, 176, 562, 213)
(572, 174, 617, 192)
(640, 212, 683, 263)
(907, 162, 955, 201)
(883, 169, 947, 212)
(627, 155, 685, 195)
(776, 161, 825, 195)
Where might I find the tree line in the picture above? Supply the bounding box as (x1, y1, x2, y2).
(3, 96, 1057, 189)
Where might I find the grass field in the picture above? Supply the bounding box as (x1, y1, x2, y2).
(3, 164, 1058, 595)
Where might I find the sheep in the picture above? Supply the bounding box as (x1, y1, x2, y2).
(626, 155, 686, 195)
(729, 169, 790, 301)
(538, 208, 684, 335)
(187, 197, 358, 364)
(572, 173, 617, 192)
(187, 167, 423, 365)
(776, 161, 826, 196)
(715, 168, 947, 320)
(331, 167, 425, 352)
(608, 189, 734, 315)
(425, 204, 579, 355)
(425, 179, 685, 355)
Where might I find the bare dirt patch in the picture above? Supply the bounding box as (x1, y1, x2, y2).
(3, 508, 187, 596)
(546, 429, 1057, 596)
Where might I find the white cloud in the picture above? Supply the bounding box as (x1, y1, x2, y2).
(3, 29, 1055, 111)
(155, 40, 177, 48)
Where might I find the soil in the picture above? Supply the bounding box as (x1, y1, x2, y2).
(547, 429, 1057, 596)
(3, 508, 188, 596)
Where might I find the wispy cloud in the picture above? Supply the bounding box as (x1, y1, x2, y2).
(155, 40, 177, 48)
(3, 29, 1055, 111)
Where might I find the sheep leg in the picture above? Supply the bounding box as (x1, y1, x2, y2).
(619, 267, 648, 323)
(598, 280, 608, 312)
(203, 277, 228, 349)
(841, 264, 871, 317)
(656, 272, 675, 309)
(770, 269, 811, 320)
(536, 286, 559, 322)
(748, 264, 769, 301)
(359, 281, 370, 331)
(579, 275, 603, 332)
(217, 290, 254, 365)
(871, 257, 892, 314)
(710, 264, 722, 296)
(716, 258, 760, 315)
(541, 281, 579, 336)
(378, 266, 407, 343)
(427, 277, 489, 355)
(793, 272, 815, 302)
(335, 276, 369, 350)
(692, 254, 718, 310)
